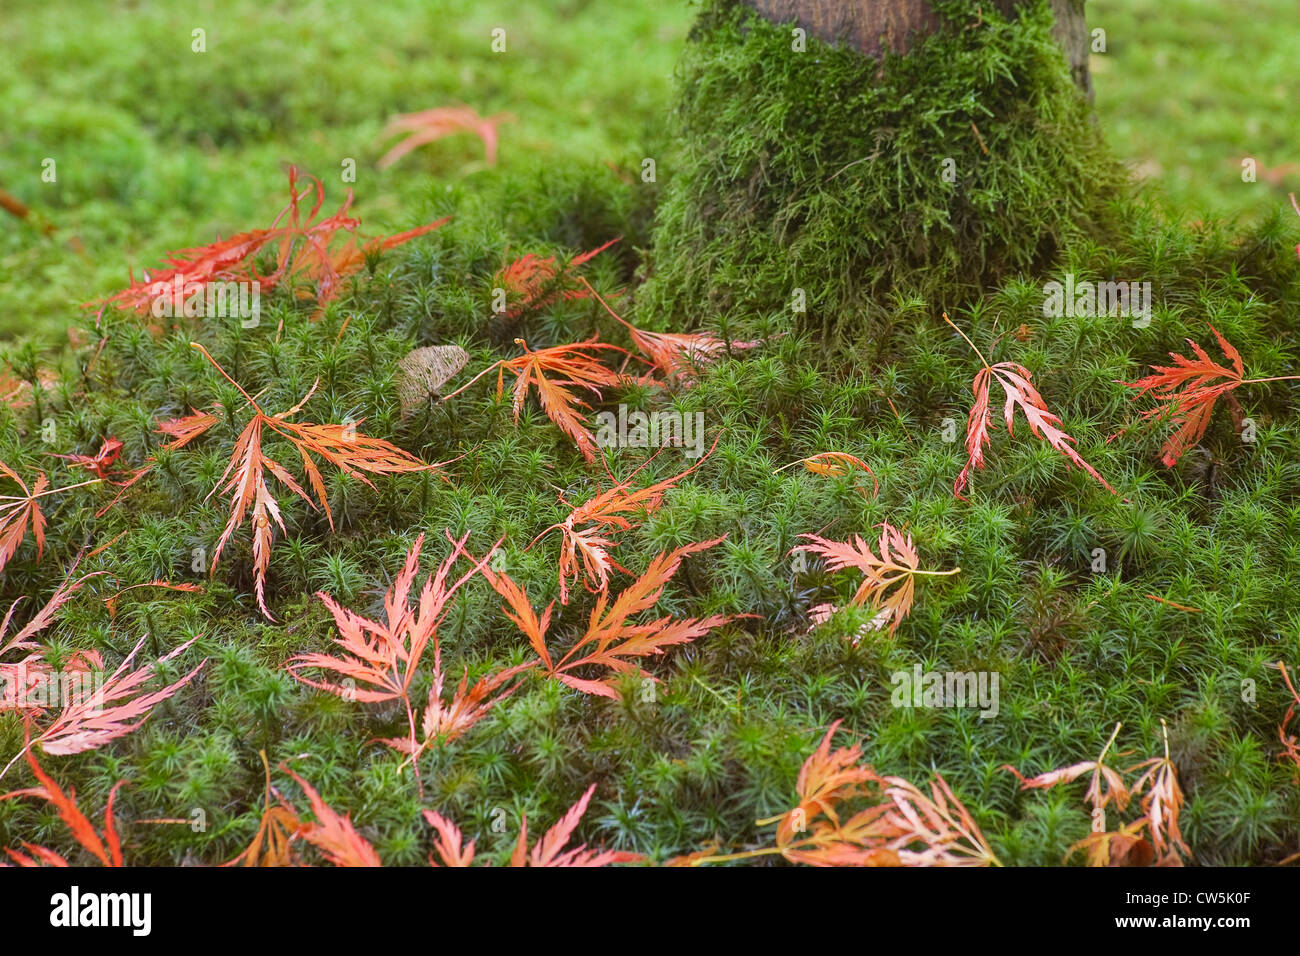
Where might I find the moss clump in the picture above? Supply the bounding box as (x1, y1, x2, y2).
(638, 0, 1126, 344)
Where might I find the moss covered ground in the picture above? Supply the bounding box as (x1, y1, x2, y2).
(1, 0, 1299, 866)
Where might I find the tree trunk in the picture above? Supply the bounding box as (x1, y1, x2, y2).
(745, 0, 1092, 97)
(639, 0, 1121, 344)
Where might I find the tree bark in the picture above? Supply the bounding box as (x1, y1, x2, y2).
(745, 0, 1092, 97)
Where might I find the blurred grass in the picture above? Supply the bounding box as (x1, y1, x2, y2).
(2, 0, 1297, 343)
(1090, 0, 1300, 218)
(0, 0, 691, 342)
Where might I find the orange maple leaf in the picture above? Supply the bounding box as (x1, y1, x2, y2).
(190, 343, 436, 620)
(425, 783, 642, 867)
(683, 721, 998, 867)
(288, 532, 534, 791)
(793, 522, 958, 637)
(509, 784, 643, 867)
(496, 238, 619, 318)
(444, 337, 625, 462)
(535, 446, 713, 603)
(946, 314, 1114, 497)
(775, 451, 879, 498)
(581, 277, 760, 385)
(0, 461, 102, 576)
(92, 168, 447, 324)
(224, 751, 302, 867)
(0, 748, 125, 867)
(484, 537, 730, 699)
(281, 765, 382, 867)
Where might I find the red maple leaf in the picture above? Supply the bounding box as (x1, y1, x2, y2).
(946, 314, 1113, 497)
(1112, 325, 1297, 467)
(92, 168, 447, 323)
(288, 532, 534, 792)
(49, 437, 126, 481)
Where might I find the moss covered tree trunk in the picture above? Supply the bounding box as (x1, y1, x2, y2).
(745, 1, 1091, 96)
(641, 0, 1118, 346)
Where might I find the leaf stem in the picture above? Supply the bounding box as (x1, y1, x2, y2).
(1239, 375, 1300, 385)
(190, 342, 265, 414)
(943, 313, 992, 369)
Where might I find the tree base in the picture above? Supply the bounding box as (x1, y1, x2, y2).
(637, 0, 1125, 346)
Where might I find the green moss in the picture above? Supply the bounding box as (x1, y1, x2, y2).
(3, 2, 1300, 868)
(638, 0, 1126, 345)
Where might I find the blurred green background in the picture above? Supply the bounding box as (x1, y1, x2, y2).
(1, 0, 1297, 344)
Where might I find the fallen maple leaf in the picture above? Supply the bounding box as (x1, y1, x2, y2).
(426, 783, 641, 867)
(49, 437, 125, 481)
(281, 765, 382, 867)
(945, 314, 1114, 497)
(102, 581, 203, 620)
(0, 461, 101, 576)
(509, 783, 643, 867)
(535, 446, 713, 604)
(1068, 819, 1155, 868)
(581, 277, 760, 385)
(190, 343, 436, 620)
(288, 532, 534, 791)
(1125, 721, 1191, 866)
(775, 451, 878, 498)
(2, 625, 206, 783)
(484, 537, 730, 699)
(1117, 325, 1298, 467)
(683, 721, 998, 867)
(224, 751, 302, 867)
(443, 337, 625, 462)
(793, 522, 958, 636)
(1278, 662, 1300, 783)
(0, 748, 125, 867)
(423, 808, 476, 867)
(376, 105, 513, 169)
(497, 238, 619, 318)
(1003, 722, 1131, 815)
(1007, 721, 1189, 867)
(92, 167, 448, 323)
